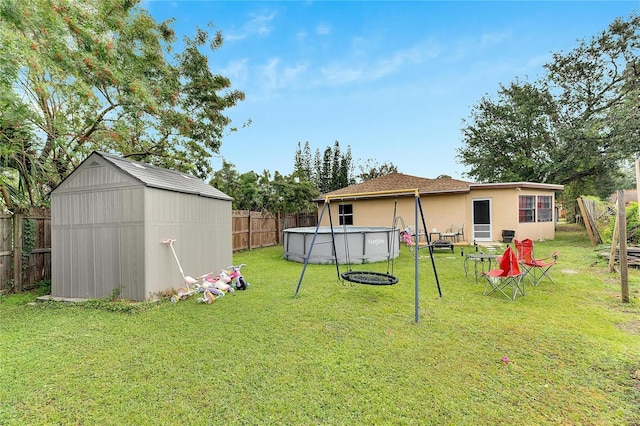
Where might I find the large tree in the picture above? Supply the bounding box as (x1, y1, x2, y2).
(545, 14, 640, 190)
(459, 81, 560, 183)
(0, 0, 245, 210)
(457, 14, 640, 198)
(294, 140, 362, 193)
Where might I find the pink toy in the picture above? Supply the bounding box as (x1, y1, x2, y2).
(205, 270, 234, 293)
(227, 264, 249, 290)
(193, 273, 224, 297)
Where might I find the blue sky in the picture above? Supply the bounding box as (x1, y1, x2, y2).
(144, 1, 640, 180)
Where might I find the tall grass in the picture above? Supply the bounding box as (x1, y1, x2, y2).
(1, 223, 639, 425)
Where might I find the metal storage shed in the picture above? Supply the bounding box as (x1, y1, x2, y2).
(51, 151, 233, 301)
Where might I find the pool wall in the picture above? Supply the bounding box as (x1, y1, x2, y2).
(283, 226, 400, 264)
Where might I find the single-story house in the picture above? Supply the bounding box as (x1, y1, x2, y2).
(51, 151, 233, 301)
(316, 173, 564, 243)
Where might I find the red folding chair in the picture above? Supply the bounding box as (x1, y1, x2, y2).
(482, 246, 524, 300)
(514, 239, 534, 283)
(527, 251, 559, 285)
(515, 239, 558, 285)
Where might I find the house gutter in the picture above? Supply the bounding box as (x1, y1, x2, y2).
(469, 182, 564, 191)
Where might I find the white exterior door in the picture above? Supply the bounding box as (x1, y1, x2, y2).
(472, 198, 492, 241)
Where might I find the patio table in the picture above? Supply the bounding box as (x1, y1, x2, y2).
(464, 253, 499, 283)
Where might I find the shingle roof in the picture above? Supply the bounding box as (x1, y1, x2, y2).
(94, 151, 233, 201)
(319, 173, 472, 200)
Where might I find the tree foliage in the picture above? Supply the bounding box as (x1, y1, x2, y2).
(457, 81, 559, 183)
(457, 14, 640, 202)
(294, 141, 355, 193)
(293, 140, 397, 194)
(0, 0, 245, 210)
(210, 163, 318, 213)
(356, 159, 398, 182)
(213, 141, 399, 215)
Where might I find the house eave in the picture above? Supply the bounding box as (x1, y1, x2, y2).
(314, 187, 470, 202)
(469, 182, 564, 191)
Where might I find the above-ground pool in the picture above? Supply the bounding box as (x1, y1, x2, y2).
(283, 226, 400, 264)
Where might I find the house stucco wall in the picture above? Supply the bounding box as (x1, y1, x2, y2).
(466, 187, 557, 242)
(317, 186, 558, 243)
(319, 194, 469, 239)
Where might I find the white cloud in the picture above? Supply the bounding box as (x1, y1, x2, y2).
(321, 66, 364, 86)
(316, 23, 331, 36)
(525, 53, 551, 69)
(222, 59, 249, 87)
(226, 10, 276, 41)
(480, 31, 510, 48)
(259, 58, 308, 95)
(320, 44, 426, 86)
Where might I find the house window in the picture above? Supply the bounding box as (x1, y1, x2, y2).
(339, 204, 353, 225)
(519, 196, 536, 223)
(519, 195, 553, 223)
(537, 196, 553, 222)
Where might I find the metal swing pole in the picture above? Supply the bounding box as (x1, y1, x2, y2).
(328, 200, 344, 281)
(294, 200, 329, 296)
(414, 193, 420, 323)
(418, 196, 442, 298)
(387, 199, 398, 275)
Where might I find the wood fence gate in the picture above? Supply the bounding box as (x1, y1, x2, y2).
(0, 208, 51, 293)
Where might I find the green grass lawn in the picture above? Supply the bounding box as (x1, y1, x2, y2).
(1, 223, 639, 425)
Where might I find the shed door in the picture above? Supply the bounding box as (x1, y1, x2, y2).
(472, 199, 492, 241)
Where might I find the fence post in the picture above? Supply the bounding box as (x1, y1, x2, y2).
(618, 190, 629, 303)
(13, 213, 23, 292)
(276, 212, 281, 245)
(248, 211, 252, 250)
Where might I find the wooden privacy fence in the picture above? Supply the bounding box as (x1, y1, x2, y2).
(0, 208, 51, 293)
(232, 210, 317, 251)
(0, 209, 316, 293)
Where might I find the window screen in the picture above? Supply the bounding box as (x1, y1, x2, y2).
(519, 196, 535, 223)
(537, 196, 552, 222)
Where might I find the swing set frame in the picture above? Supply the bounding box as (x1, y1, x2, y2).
(293, 188, 442, 323)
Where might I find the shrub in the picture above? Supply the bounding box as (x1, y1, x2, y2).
(605, 201, 639, 245)
(626, 202, 639, 244)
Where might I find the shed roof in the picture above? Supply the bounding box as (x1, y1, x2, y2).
(318, 172, 563, 200)
(61, 151, 233, 201)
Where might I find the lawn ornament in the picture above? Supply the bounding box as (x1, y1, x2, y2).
(227, 264, 249, 290)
